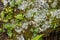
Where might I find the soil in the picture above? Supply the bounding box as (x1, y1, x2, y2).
(43, 28, 60, 40)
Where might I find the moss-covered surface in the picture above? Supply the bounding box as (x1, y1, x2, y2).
(0, 0, 60, 40)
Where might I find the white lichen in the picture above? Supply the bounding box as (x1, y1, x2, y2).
(17, 35, 25, 40)
(22, 22, 28, 29)
(18, 1, 33, 10)
(3, 0, 8, 6)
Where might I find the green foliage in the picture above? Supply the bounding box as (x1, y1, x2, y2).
(15, 14, 24, 20)
(0, 6, 23, 38)
(1, 11, 5, 20)
(51, 17, 58, 29)
(32, 34, 44, 40)
(33, 28, 39, 37)
(3, 23, 16, 38)
(10, 0, 15, 7)
(3, 0, 22, 7)
(33, 28, 39, 33)
(0, 7, 13, 22)
(7, 30, 13, 38)
(5, 7, 13, 13)
(0, 28, 3, 33)
(3, 23, 16, 31)
(15, 0, 22, 5)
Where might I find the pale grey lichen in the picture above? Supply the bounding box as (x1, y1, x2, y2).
(22, 22, 28, 29)
(18, 1, 33, 10)
(34, 0, 49, 9)
(15, 27, 23, 34)
(40, 21, 51, 31)
(51, 0, 57, 8)
(25, 8, 38, 18)
(52, 9, 60, 18)
(17, 35, 25, 40)
(3, 0, 8, 6)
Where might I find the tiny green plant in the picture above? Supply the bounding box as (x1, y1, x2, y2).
(1, 7, 13, 22)
(15, 0, 22, 5)
(0, 28, 3, 33)
(3, 23, 16, 38)
(32, 34, 44, 40)
(15, 14, 24, 20)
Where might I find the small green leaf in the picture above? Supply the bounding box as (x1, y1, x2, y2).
(7, 30, 12, 38)
(10, 0, 15, 7)
(0, 18, 1, 21)
(32, 34, 44, 40)
(3, 19, 8, 22)
(5, 15, 12, 20)
(0, 28, 3, 33)
(3, 23, 16, 30)
(1, 11, 4, 19)
(33, 28, 39, 33)
(15, 0, 22, 5)
(15, 14, 24, 20)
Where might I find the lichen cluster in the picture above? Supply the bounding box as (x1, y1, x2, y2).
(0, 0, 60, 40)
